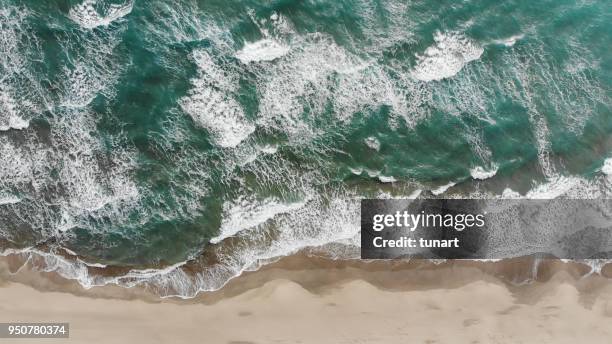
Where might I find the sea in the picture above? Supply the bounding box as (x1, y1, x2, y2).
(0, 0, 611, 297)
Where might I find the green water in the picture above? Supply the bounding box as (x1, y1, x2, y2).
(0, 0, 611, 293)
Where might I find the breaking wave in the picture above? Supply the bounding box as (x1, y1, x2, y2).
(411, 31, 484, 82)
(69, 0, 133, 29)
(180, 50, 255, 148)
(470, 165, 498, 180)
(236, 39, 290, 63)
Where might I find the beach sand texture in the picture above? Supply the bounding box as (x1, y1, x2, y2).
(1, 257, 612, 344)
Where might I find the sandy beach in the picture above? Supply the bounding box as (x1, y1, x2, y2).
(1, 256, 612, 344)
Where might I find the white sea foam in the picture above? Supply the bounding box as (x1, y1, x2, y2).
(0, 193, 21, 205)
(0, 115, 29, 131)
(236, 39, 290, 63)
(0, 248, 191, 291)
(499, 175, 603, 199)
(235, 11, 291, 64)
(525, 176, 581, 199)
(2, 193, 362, 297)
(431, 181, 457, 195)
(181, 50, 254, 148)
(6, 175, 612, 298)
(0, 137, 40, 187)
(429, 35, 608, 178)
(583, 259, 610, 276)
(60, 248, 108, 268)
(493, 34, 524, 47)
(253, 32, 410, 135)
(61, 63, 107, 108)
(0, 8, 45, 131)
(137, 0, 235, 67)
(349, 167, 363, 175)
(332, 62, 408, 124)
(163, 10, 423, 138)
(365, 169, 380, 178)
(234, 11, 412, 132)
(378, 175, 396, 183)
(0, 82, 35, 130)
(349, 0, 416, 55)
(365, 136, 380, 151)
(528, 107, 554, 177)
(181, 85, 254, 148)
(0, 6, 140, 240)
(470, 165, 498, 180)
(408, 189, 423, 199)
(412, 31, 484, 82)
(0, 82, 29, 131)
(211, 196, 307, 244)
(1, 119, 140, 232)
(258, 144, 278, 155)
(501, 188, 521, 199)
(601, 158, 612, 176)
(69, 0, 133, 29)
(62, 14, 127, 108)
(220, 195, 360, 278)
(254, 33, 363, 134)
(498, 40, 606, 176)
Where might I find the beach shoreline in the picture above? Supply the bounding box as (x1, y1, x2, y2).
(1, 254, 612, 343)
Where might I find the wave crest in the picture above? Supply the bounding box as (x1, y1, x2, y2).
(69, 0, 133, 29)
(412, 31, 483, 82)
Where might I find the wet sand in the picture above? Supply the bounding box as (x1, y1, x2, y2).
(1, 255, 612, 344)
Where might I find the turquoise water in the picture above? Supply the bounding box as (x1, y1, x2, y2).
(0, 0, 611, 295)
